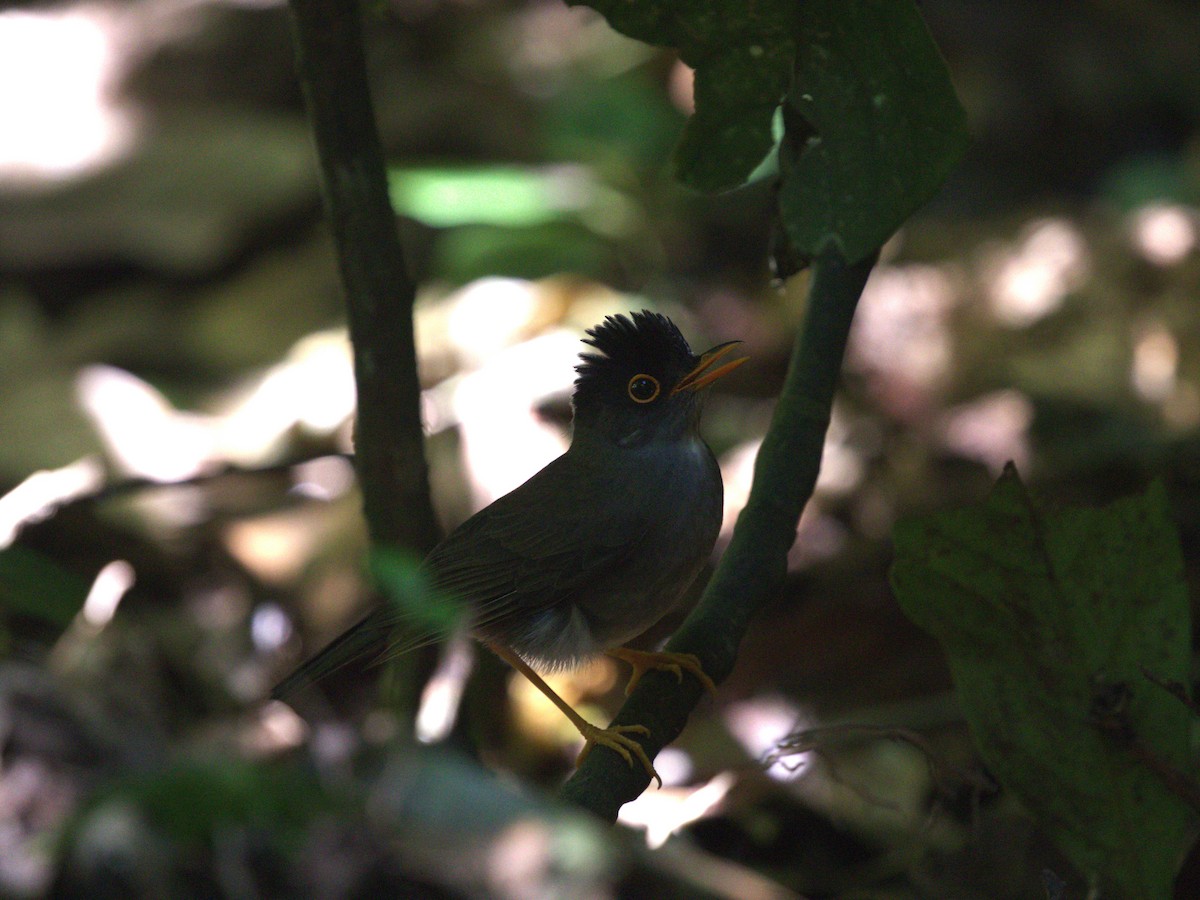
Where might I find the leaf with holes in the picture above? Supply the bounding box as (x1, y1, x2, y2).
(778, 0, 968, 263)
(892, 466, 1193, 898)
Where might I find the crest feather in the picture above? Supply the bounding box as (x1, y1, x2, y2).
(573, 311, 693, 400)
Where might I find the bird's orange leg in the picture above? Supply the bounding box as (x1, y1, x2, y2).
(488, 643, 661, 787)
(607, 647, 718, 698)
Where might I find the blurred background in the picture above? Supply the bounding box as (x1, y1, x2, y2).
(1, 0, 1199, 897)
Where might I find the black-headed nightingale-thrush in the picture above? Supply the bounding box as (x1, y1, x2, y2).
(274, 310, 745, 783)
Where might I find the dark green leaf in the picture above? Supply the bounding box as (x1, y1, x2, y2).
(569, 0, 797, 192)
(0, 545, 90, 628)
(72, 760, 328, 850)
(892, 466, 1193, 898)
(778, 0, 968, 262)
(369, 546, 462, 638)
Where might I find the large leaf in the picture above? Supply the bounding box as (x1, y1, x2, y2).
(778, 0, 969, 263)
(892, 466, 1193, 898)
(567, 0, 797, 192)
(572, 0, 966, 260)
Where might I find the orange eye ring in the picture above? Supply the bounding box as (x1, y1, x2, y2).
(627, 373, 661, 404)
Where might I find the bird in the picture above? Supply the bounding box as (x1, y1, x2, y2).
(274, 310, 745, 783)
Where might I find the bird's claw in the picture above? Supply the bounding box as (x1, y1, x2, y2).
(576, 722, 660, 787)
(609, 648, 718, 699)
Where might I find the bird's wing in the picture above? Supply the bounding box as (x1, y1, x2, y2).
(272, 451, 647, 697)
(422, 450, 649, 632)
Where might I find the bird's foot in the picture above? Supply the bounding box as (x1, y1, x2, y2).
(608, 647, 718, 698)
(575, 721, 660, 787)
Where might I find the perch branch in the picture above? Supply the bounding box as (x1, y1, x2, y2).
(561, 243, 876, 819)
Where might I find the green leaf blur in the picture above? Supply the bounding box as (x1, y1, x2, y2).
(892, 466, 1193, 898)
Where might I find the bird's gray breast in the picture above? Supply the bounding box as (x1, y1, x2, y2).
(499, 437, 723, 669)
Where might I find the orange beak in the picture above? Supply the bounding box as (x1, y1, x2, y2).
(671, 341, 748, 395)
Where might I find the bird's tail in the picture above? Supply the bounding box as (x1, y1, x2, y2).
(271, 608, 396, 700)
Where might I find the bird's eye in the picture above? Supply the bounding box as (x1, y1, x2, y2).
(627, 374, 660, 404)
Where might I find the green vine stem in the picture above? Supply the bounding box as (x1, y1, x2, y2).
(561, 245, 876, 819)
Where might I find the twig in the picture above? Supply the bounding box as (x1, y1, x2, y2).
(769, 722, 997, 798)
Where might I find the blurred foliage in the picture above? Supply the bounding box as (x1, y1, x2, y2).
(0, 0, 1197, 897)
(0, 546, 89, 632)
(894, 468, 1194, 898)
(68, 758, 328, 852)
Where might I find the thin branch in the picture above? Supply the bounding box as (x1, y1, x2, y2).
(287, 0, 439, 555)
(561, 244, 876, 819)
(769, 723, 998, 798)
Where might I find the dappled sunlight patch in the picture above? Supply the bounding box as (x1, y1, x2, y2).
(250, 603, 293, 654)
(0, 7, 136, 183)
(80, 559, 134, 629)
(76, 365, 213, 482)
(815, 406, 867, 497)
(984, 217, 1090, 327)
(781, 729, 941, 849)
(216, 329, 355, 464)
(415, 632, 475, 745)
(618, 771, 735, 849)
(716, 438, 758, 541)
(851, 262, 957, 388)
(508, 655, 619, 756)
(1129, 203, 1197, 266)
(449, 330, 576, 505)
(938, 389, 1034, 474)
(724, 694, 815, 783)
(1131, 320, 1179, 405)
(0, 457, 104, 549)
(238, 700, 308, 757)
(289, 454, 355, 502)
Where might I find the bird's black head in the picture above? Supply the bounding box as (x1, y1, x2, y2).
(572, 311, 743, 447)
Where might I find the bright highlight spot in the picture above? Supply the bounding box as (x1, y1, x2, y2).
(390, 164, 608, 229)
(987, 218, 1089, 327)
(0, 457, 104, 548)
(447, 278, 540, 362)
(250, 603, 293, 653)
(1130, 204, 1196, 266)
(815, 409, 864, 496)
(416, 633, 475, 744)
(852, 264, 955, 386)
(219, 329, 355, 463)
(241, 701, 309, 756)
(290, 455, 355, 501)
(224, 513, 319, 585)
(452, 330, 577, 505)
(724, 694, 813, 781)
(82, 559, 135, 628)
(718, 439, 760, 539)
(0, 8, 134, 181)
(939, 390, 1034, 473)
(618, 772, 736, 849)
(77, 365, 213, 481)
(1132, 323, 1178, 403)
(653, 747, 695, 786)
